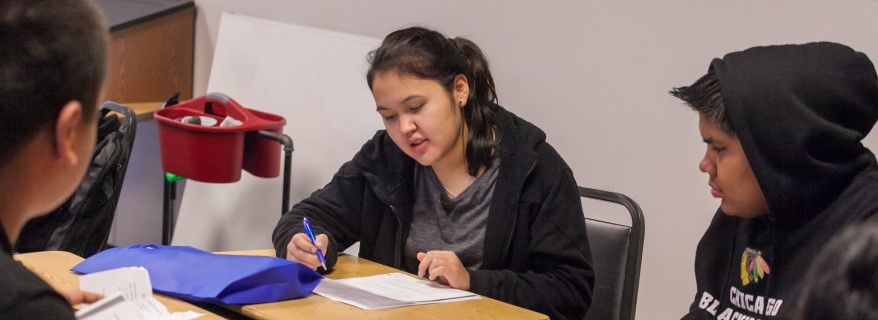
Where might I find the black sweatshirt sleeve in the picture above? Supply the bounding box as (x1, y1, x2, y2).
(468, 168, 594, 320)
(272, 160, 367, 271)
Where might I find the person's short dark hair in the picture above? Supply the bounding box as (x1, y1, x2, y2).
(670, 68, 735, 135)
(366, 26, 500, 177)
(0, 0, 108, 165)
(789, 221, 878, 319)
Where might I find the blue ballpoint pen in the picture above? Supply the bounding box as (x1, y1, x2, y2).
(302, 217, 327, 270)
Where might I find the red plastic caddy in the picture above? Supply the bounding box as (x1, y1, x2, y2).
(154, 92, 286, 183)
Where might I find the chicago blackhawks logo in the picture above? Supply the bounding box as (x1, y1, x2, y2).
(741, 248, 770, 286)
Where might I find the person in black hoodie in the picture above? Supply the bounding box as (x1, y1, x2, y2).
(0, 0, 108, 317)
(273, 26, 593, 320)
(671, 42, 878, 319)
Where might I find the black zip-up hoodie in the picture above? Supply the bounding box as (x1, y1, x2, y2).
(1, 224, 75, 318)
(683, 42, 878, 319)
(273, 106, 594, 320)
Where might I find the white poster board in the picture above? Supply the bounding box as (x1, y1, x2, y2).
(171, 13, 381, 251)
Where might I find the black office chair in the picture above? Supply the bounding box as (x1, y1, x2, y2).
(580, 186, 645, 320)
(16, 101, 137, 257)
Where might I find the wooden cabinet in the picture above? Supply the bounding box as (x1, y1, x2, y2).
(96, 0, 195, 103)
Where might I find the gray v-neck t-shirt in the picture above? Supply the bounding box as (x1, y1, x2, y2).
(404, 157, 500, 272)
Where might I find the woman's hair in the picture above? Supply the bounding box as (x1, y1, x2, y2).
(366, 26, 499, 176)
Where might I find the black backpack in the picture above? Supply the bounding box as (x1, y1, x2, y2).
(16, 102, 137, 257)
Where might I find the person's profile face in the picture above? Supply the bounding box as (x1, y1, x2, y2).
(73, 100, 100, 179)
(33, 97, 100, 218)
(70, 88, 103, 187)
(371, 69, 466, 168)
(61, 99, 99, 203)
(698, 115, 769, 218)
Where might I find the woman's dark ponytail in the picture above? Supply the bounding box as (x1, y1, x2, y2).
(450, 37, 498, 176)
(367, 27, 500, 176)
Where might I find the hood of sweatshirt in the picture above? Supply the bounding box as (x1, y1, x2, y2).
(711, 42, 878, 221)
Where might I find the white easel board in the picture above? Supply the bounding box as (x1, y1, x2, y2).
(172, 13, 381, 251)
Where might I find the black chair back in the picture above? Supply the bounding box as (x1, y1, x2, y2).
(580, 186, 644, 320)
(17, 101, 137, 257)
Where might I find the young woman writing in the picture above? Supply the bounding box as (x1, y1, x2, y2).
(273, 26, 593, 320)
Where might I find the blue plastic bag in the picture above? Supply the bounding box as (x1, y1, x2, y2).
(72, 244, 322, 304)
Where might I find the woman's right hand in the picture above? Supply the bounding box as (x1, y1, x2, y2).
(286, 232, 328, 270)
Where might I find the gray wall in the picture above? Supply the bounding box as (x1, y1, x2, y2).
(181, 1, 878, 318)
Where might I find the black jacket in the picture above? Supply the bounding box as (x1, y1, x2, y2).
(0, 224, 75, 319)
(273, 106, 594, 320)
(683, 42, 878, 319)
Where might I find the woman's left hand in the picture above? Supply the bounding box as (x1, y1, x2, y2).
(416, 250, 470, 290)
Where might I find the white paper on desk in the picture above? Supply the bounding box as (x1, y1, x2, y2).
(76, 267, 203, 320)
(314, 272, 479, 310)
(74, 291, 141, 320)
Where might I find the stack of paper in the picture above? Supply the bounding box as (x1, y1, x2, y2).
(314, 273, 479, 310)
(75, 267, 203, 320)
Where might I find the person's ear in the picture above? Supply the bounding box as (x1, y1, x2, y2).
(54, 100, 85, 166)
(453, 74, 469, 108)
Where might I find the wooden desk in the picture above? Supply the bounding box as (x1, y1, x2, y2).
(14, 251, 223, 319)
(96, 0, 195, 104)
(123, 101, 163, 122)
(17, 250, 547, 320)
(220, 250, 548, 320)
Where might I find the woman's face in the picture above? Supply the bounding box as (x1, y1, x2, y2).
(371, 69, 469, 168)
